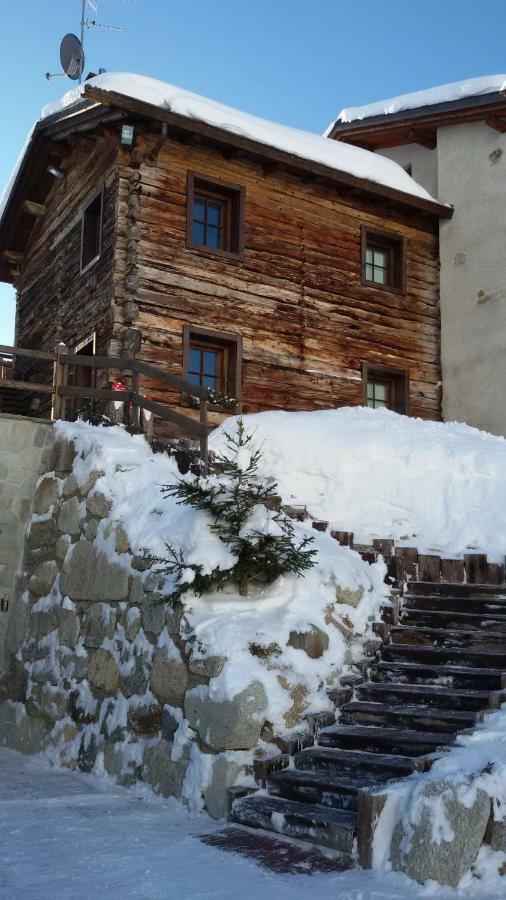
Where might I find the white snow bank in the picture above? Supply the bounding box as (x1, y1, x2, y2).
(0, 71, 439, 229)
(330, 73, 506, 129)
(54, 419, 388, 730)
(210, 407, 506, 562)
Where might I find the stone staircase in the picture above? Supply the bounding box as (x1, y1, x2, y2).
(230, 581, 506, 865)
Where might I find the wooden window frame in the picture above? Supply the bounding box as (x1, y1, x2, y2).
(80, 189, 104, 275)
(186, 172, 245, 260)
(182, 325, 243, 409)
(361, 226, 406, 294)
(362, 362, 410, 415)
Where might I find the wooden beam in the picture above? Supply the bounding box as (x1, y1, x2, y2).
(486, 116, 506, 132)
(407, 129, 437, 150)
(23, 200, 46, 218)
(3, 250, 23, 265)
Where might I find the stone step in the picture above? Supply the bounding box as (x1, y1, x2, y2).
(231, 794, 356, 854)
(294, 746, 419, 779)
(373, 659, 505, 690)
(407, 582, 506, 597)
(400, 607, 506, 631)
(317, 724, 455, 757)
(356, 680, 491, 712)
(339, 700, 479, 733)
(404, 595, 506, 616)
(390, 625, 506, 650)
(267, 768, 378, 811)
(381, 643, 506, 669)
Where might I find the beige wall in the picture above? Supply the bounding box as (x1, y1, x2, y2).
(0, 415, 52, 667)
(381, 122, 506, 436)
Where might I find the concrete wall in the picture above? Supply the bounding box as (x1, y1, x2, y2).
(0, 414, 52, 667)
(380, 142, 438, 200)
(380, 122, 506, 436)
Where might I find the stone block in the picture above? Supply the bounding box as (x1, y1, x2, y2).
(55, 533, 71, 561)
(61, 541, 129, 603)
(78, 469, 104, 498)
(143, 592, 165, 637)
(288, 625, 329, 659)
(120, 655, 148, 698)
(30, 605, 59, 640)
(33, 476, 59, 516)
(84, 603, 116, 646)
(129, 576, 144, 607)
(115, 526, 130, 554)
(151, 646, 189, 706)
(58, 607, 80, 648)
(84, 519, 98, 542)
(166, 601, 184, 636)
(391, 780, 491, 887)
(58, 497, 81, 536)
(78, 732, 99, 773)
(103, 741, 141, 786)
(204, 755, 247, 819)
(142, 739, 189, 798)
(489, 819, 506, 852)
(185, 681, 267, 751)
(25, 518, 57, 565)
(188, 655, 226, 679)
(62, 474, 78, 498)
(29, 561, 58, 597)
(86, 491, 112, 519)
(40, 686, 68, 722)
(50, 439, 76, 476)
(0, 701, 48, 755)
(161, 706, 180, 742)
(88, 649, 119, 695)
(125, 606, 141, 641)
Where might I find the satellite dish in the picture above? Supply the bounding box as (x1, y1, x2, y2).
(60, 33, 83, 81)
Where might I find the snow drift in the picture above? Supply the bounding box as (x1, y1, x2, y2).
(210, 407, 506, 562)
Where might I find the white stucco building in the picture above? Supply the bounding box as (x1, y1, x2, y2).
(327, 75, 506, 436)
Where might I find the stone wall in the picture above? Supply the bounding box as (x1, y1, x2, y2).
(0, 431, 320, 817)
(0, 414, 52, 667)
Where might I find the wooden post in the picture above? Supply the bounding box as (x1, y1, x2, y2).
(130, 365, 141, 432)
(199, 398, 208, 465)
(52, 342, 68, 421)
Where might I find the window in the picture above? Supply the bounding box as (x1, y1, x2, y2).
(363, 363, 409, 415)
(183, 325, 242, 406)
(187, 173, 245, 258)
(361, 226, 406, 293)
(81, 192, 103, 273)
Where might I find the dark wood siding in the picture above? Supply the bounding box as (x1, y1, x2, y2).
(112, 131, 441, 427)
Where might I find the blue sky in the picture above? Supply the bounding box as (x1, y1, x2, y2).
(1, 0, 506, 343)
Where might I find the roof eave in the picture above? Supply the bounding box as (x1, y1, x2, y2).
(83, 84, 452, 220)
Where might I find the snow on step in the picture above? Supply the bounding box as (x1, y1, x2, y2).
(382, 643, 506, 668)
(267, 768, 379, 811)
(294, 747, 419, 780)
(231, 794, 356, 853)
(373, 659, 506, 690)
(390, 625, 506, 648)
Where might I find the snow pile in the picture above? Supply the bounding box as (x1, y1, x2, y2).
(331, 73, 506, 128)
(54, 419, 388, 729)
(210, 407, 506, 562)
(0, 71, 440, 227)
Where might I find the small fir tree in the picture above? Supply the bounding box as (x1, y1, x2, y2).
(151, 420, 317, 599)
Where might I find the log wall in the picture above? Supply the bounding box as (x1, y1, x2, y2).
(113, 132, 441, 425)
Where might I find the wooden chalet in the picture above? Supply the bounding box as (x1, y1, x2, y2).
(0, 74, 452, 436)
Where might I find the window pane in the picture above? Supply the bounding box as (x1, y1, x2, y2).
(374, 267, 386, 285)
(365, 263, 373, 281)
(365, 247, 373, 264)
(373, 249, 387, 268)
(366, 383, 374, 399)
(206, 226, 221, 249)
(206, 202, 222, 227)
(192, 221, 206, 245)
(188, 370, 201, 386)
(375, 384, 387, 401)
(375, 398, 387, 408)
(367, 398, 375, 408)
(193, 198, 206, 222)
(189, 348, 201, 371)
(203, 350, 218, 376)
(203, 373, 218, 389)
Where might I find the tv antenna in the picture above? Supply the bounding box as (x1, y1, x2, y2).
(45, 0, 126, 83)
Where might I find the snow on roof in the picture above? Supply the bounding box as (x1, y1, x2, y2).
(0, 72, 440, 227)
(328, 73, 506, 130)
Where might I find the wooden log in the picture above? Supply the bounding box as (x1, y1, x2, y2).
(418, 554, 441, 583)
(23, 200, 46, 217)
(440, 558, 465, 584)
(331, 530, 354, 548)
(464, 554, 489, 585)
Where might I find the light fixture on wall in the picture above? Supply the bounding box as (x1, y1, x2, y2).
(120, 124, 136, 148)
(47, 165, 65, 179)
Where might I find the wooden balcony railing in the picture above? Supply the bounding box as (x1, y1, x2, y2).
(0, 343, 209, 463)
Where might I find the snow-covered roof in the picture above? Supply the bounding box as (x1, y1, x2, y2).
(328, 73, 506, 132)
(0, 72, 443, 227)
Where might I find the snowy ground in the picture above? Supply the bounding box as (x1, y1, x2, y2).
(0, 748, 504, 900)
